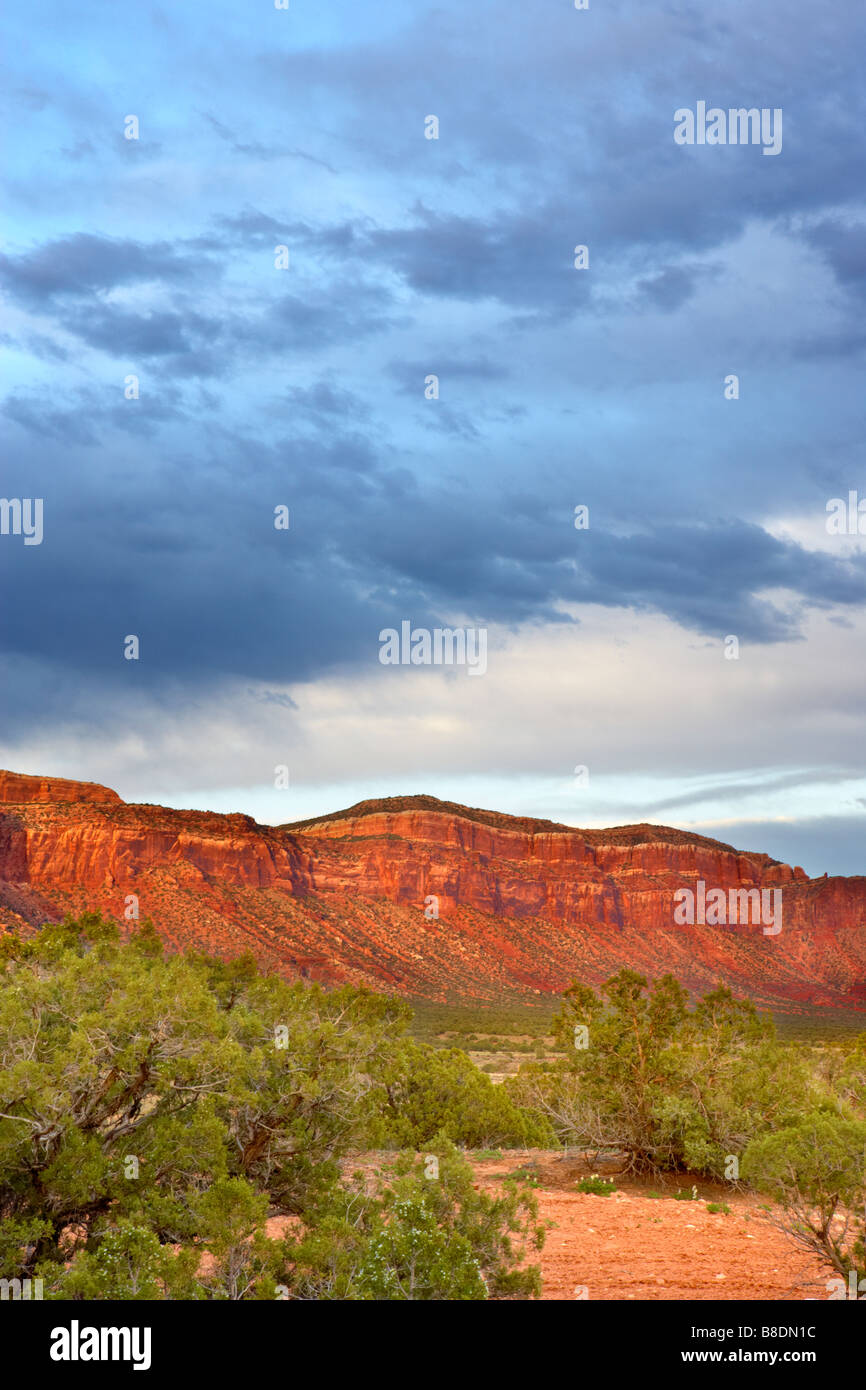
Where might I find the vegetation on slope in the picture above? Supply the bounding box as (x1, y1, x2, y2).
(0, 913, 543, 1300)
(507, 968, 866, 1287)
(0, 915, 862, 1299)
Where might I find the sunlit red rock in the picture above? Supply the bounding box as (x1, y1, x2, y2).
(0, 773, 863, 1012)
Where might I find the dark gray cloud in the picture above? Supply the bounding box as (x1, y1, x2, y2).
(281, 381, 371, 427)
(2, 387, 866, 742)
(3, 386, 188, 440)
(713, 816, 866, 879)
(0, 233, 213, 306)
(0, 226, 401, 374)
(62, 303, 221, 358)
(803, 219, 866, 297)
(388, 357, 509, 394)
(1, 0, 865, 835)
(634, 262, 721, 312)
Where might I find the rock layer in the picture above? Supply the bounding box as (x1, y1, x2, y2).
(0, 772, 863, 1011)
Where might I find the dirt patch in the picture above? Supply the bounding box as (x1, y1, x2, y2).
(472, 1154, 831, 1301)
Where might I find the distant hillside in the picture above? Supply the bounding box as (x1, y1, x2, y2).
(0, 770, 863, 1011)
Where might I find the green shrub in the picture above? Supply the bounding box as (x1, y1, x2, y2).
(742, 1112, 866, 1284)
(510, 969, 818, 1177)
(0, 914, 546, 1300)
(575, 1175, 616, 1195)
(283, 1138, 544, 1299)
(371, 1039, 555, 1150)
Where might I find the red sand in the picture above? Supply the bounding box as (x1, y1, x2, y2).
(473, 1155, 832, 1301)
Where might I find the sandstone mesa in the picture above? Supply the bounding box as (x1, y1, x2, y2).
(0, 770, 863, 1010)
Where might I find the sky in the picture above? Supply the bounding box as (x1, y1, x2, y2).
(1, 0, 865, 875)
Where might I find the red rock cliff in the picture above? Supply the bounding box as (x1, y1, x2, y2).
(0, 774, 863, 1011)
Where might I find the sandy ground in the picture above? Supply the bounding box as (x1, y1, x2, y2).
(265, 1150, 834, 1301)
(472, 1154, 832, 1301)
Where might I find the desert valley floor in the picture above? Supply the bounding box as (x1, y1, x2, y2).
(306, 1153, 831, 1301)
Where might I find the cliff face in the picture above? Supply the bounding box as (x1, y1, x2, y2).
(0, 772, 863, 1011)
(300, 807, 808, 924)
(0, 771, 123, 808)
